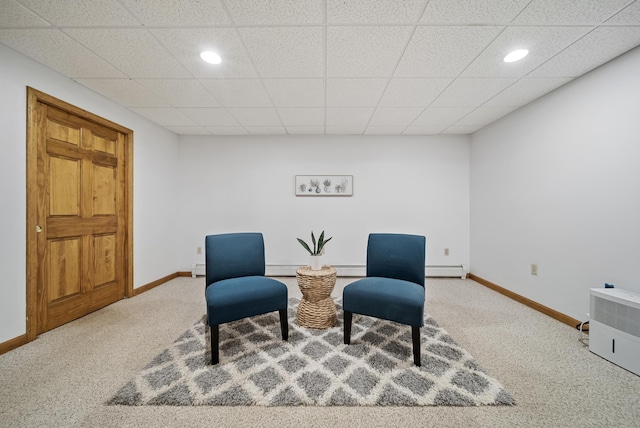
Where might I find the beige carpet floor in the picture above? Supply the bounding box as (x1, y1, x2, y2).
(1, 276, 639, 427)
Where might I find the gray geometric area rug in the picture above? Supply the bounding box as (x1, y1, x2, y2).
(108, 298, 514, 406)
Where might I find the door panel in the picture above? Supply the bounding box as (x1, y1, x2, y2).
(47, 238, 81, 301)
(94, 234, 117, 286)
(93, 164, 116, 215)
(47, 119, 80, 146)
(49, 157, 80, 216)
(93, 133, 117, 155)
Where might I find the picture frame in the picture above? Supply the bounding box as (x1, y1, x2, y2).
(295, 175, 353, 196)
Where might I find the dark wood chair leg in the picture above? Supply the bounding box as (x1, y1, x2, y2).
(279, 309, 289, 341)
(412, 326, 421, 366)
(344, 311, 353, 344)
(210, 324, 219, 365)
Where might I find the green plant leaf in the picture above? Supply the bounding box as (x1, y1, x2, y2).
(296, 238, 313, 255)
(317, 235, 332, 254)
(311, 231, 317, 254)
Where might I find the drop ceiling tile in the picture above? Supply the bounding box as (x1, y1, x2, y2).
(119, 0, 230, 25)
(286, 126, 325, 134)
(530, 27, 640, 77)
(0, 29, 126, 78)
(394, 26, 504, 77)
(485, 77, 572, 106)
(327, 0, 427, 23)
(327, 26, 414, 77)
(607, 1, 640, 23)
(130, 107, 199, 127)
(246, 126, 287, 135)
(224, 0, 322, 24)
(137, 79, 221, 107)
(165, 126, 211, 135)
(0, 0, 50, 26)
(326, 108, 374, 133)
(461, 26, 592, 78)
(405, 106, 474, 134)
(379, 78, 452, 107)
(227, 108, 282, 127)
(326, 78, 388, 106)
(455, 107, 517, 127)
(432, 78, 517, 107)
(277, 108, 324, 126)
(205, 127, 249, 135)
(512, 0, 632, 24)
(368, 108, 424, 127)
(178, 108, 240, 127)
(17, 0, 140, 26)
(263, 79, 324, 107)
(151, 28, 256, 79)
(63, 28, 191, 78)
(239, 27, 323, 77)
(420, 0, 530, 24)
(364, 127, 409, 135)
(200, 79, 271, 107)
(75, 79, 169, 107)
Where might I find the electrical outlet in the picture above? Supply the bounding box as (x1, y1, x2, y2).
(444, 248, 449, 256)
(197, 246, 202, 255)
(531, 264, 538, 275)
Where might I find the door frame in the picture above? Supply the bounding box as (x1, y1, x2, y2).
(25, 87, 134, 342)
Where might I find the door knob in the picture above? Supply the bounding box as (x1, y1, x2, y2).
(36, 225, 42, 233)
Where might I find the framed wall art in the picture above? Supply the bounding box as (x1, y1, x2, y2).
(295, 175, 353, 196)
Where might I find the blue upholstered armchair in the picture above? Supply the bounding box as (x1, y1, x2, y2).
(342, 233, 426, 366)
(205, 233, 288, 365)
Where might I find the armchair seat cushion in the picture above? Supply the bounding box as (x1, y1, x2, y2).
(343, 277, 425, 327)
(206, 276, 287, 325)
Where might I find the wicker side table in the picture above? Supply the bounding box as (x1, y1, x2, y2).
(295, 265, 337, 329)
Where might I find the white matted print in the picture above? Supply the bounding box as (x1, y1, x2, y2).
(295, 175, 353, 196)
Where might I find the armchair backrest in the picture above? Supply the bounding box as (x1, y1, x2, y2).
(366, 233, 426, 287)
(205, 233, 266, 287)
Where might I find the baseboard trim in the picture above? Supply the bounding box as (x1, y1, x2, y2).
(1, 272, 181, 355)
(177, 271, 192, 277)
(469, 273, 580, 328)
(1, 272, 574, 355)
(0, 334, 28, 356)
(132, 272, 179, 296)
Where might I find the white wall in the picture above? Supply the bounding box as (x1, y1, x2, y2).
(177, 135, 470, 274)
(0, 44, 180, 344)
(471, 46, 640, 321)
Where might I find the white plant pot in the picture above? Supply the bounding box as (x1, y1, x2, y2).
(310, 255, 323, 270)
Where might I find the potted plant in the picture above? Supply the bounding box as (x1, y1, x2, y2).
(297, 230, 332, 270)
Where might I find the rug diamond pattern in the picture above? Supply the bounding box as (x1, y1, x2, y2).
(108, 298, 514, 406)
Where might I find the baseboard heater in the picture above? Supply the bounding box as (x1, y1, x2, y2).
(192, 263, 465, 279)
(191, 263, 205, 277)
(589, 288, 640, 376)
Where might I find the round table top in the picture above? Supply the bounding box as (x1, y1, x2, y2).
(296, 265, 336, 277)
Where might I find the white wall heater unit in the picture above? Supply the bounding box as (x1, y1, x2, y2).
(191, 263, 206, 278)
(589, 288, 640, 376)
(426, 265, 466, 279)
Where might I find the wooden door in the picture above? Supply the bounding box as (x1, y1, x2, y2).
(27, 88, 133, 337)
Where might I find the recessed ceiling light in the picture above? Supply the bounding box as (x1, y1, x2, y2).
(503, 49, 529, 63)
(200, 51, 222, 65)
